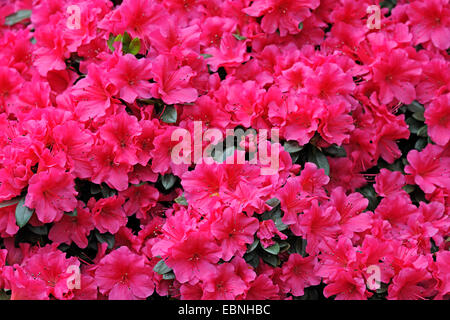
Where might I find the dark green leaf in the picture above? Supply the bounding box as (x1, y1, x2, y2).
(161, 105, 177, 124)
(153, 259, 172, 275)
(402, 184, 415, 193)
(412, 111, 425, 122)
(162, 272, 175, 280)
(247, 238, 259, 253)
(417, 125, 428, 137)
(283, 140, 303, 153)
(265, 197, 280, 208)
(161, 174, 177, 190)
(414, 138, 427, 151)
(121, 31, 132, 52)
(95, 231, 115, 249)
(4, 10, 32, 26)
(263, 243, 280, 255)
(15, 197, 34, 228)
(298, 22, 304, 30)
(28, 225, 48, 235)
(260, 251, 278, 267)
(308, 147, 330, 176)
(244, 250, 259, 268)
(65, 208, 78, 217)
(200, 53, 213, 59)
(407, 101, 424, 113)
(232, 32, 246, 41)
(323, 144, 347, 158)
(406, 117, 422, 135)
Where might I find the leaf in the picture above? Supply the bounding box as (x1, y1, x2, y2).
(64, 208, 78, 217)
(232, 33, 246, 41)
(402, 185, 415, 194)
(200, 53, 213, 59)
(357, 185, 378, 211)
(15, 197, 34, 228)
(28, 225, 48, 236)
(95, 231, 115, 249)
(406, 117, 422, 135)
(417, 125, 428, 137)
(153, 259, 172, 275)
(414, 138, 427, 151)
(107, 33, 116, 52)
(274, 215, 288, 231)
(161, 174, 177, 190)
(412, 111, 425, 122)
(407, 101, 424, 113)
(265, 197, 280, 208)
(294, 238, 307, 256)
(244, 251, 259, 268)
(279, 241, 290, 253)
(283, 140, 303, 153)
(101, 184, 116, 198)
(298, 22, 304, 30)
(161, 105, 177, 123)
(162, 272, 176, 280)
(0, 198, 20, 209)
(174, 194, 188, 206)
(263, 243, 280, 255)
(323, 144, 347, 158)
(4, 10, 32, 26)
(121, 31, 132, 53)
(128, 37, 141, 55)
(247, 238, 259, 253)
(308, 147, 330, 176)
(260, 251, 279, 267)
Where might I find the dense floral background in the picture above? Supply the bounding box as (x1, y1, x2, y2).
(0, 0, 449, 300)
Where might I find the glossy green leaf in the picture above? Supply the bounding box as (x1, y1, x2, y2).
(15, 197, 34, 228)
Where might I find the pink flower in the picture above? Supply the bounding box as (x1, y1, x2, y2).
(109, 54, 153, 103)
(291, 200, 341, 255)
(202, 263, 247, 300)
(210, 207, 259, 261)
(257, 219, 288, 248)
(242, 0, 320, 36)
(374, 168, 406, 197)
(25, 168, 78, 224)
(151, 54, 198, 104)
(95, 246, 154, 300)
(323, 271, 369, 300)
(387, 268, 435, 300)
(404, 144, 450, 194)
(280, 254, 320, 296)
(407, 0, 450, 50)
(89, 195, 127, 234)
(425, 93, 450, 146)
(48, 202, 95, 248)
(166, 231, 221, 284)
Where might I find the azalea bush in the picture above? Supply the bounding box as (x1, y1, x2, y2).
(0, 0, 449, 300)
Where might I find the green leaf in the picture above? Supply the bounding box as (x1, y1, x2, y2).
(406, 117, 422, 135)
(4, 10, 32, 26)
(200, 53, 213, 59)
(402, 184, 415, 194)
(153, 259, 172, 275)
(128, 37, 141, 55)
(407, 101, 424, 113)
(294, 238, 307, 256)
(283, 140, 303, 153)
(323, 144, 347, 158)
(260, 251, 278, 267)
(279, 241, 290, 253)
(263, 243, 280, 255)
(161, 105, 177, 123)
(247, 238, 259, 253)
(65, 208, 78, 217)
(15, 197, 34, 228)
(95, 231, 115, 249)
(274, 215, 288, 231)
(162, 272, 176, 280)
(412, 111, 425, 122)
(298, 22, 304, 30)
(244, 250, 259, 268)
(357, 185, 378, 211)
(121, 31, 132, 53)
(265, 197, 280, 208)
(107, 33, 116, 52)
(232, 33, 246, 41)
(308, 147, 330, 176)
(417, 125, 428, 137)
(174, 194, 188, 206)
(161, 174, 177, 190)
(414, 138, 427, 151)
(0, 198, 20, 209)
(101, 184, 116, 198)
(28, 225, 48, 236)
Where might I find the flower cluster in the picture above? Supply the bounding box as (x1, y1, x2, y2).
(0, 0, 449, 300)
